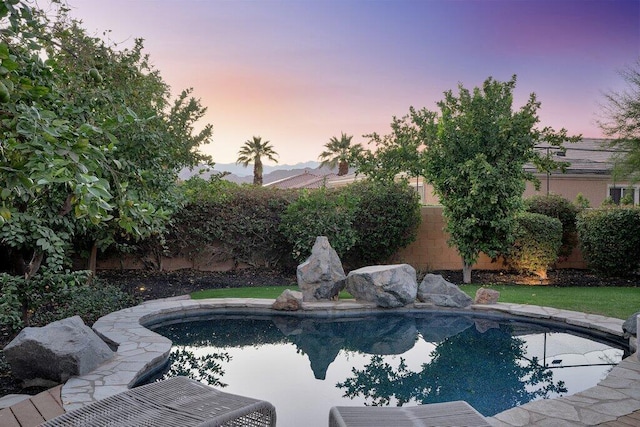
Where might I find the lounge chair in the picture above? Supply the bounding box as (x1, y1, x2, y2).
(329, 401, 490, 427)
(42, 376, 276, 427)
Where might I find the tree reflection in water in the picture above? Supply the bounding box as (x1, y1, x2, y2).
(163, 347, 231, 388)
(336, 325, 567, 416)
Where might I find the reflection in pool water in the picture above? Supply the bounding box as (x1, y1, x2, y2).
(150, 313, 625, 427)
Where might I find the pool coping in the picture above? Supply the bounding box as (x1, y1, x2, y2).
(61, 298, 639, 426)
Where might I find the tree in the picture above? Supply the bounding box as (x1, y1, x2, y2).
(420, 76, 579, 282)
(236, 136, 278, 185)
(599, 57, 640, 182)
(352, 114, 429, 183)
(318, 132, 360, 176)
(0, 1, 212, 322)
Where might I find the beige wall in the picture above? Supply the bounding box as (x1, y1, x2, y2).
(394, 206, 587, 271)
(524, 173, 614, 207)
(98, 207, 587, 273)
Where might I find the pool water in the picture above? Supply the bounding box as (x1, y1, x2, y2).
(150, 313, 626, 427)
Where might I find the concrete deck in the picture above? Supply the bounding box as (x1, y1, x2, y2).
(2, 298, 638, 426)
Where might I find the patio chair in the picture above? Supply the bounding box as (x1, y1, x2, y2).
(42, 376, 276, 427)
(329, 400, 490, 427)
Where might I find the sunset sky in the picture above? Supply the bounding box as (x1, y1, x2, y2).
(68, 0, 639, 165)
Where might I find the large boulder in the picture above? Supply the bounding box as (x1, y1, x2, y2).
(346, 264, 417, 308)
(417, 274, 473, 308)
(296, 236, 346, 301)
(3, 316, 114, 383)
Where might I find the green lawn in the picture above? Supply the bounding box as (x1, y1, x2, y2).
(191, 285, 639, 320)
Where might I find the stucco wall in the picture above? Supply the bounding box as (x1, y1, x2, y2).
(98, 205, 587, 273)
(524, 173, 612, 207)
(394, 206, 587, 271)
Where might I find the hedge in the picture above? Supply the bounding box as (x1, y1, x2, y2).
(577, 207, 640, 277)
(504, 212, 562, 279)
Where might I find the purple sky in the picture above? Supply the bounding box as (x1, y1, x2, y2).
(68, 0, 639, 165)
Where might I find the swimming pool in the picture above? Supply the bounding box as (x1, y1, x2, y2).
(149, 312, 627, 427)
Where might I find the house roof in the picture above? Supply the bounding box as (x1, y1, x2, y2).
(264, 171, 337, 189)
(530, 138, 618, 175)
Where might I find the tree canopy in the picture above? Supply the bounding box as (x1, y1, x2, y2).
(352, 114, 427, 183)
(0, 0, 212, 281)
(318, 132, 360, 176)
(354, 75, 579, 283)
(236, 136, 278, 185)
(599, 57, 640, 182)
(423, 76, 578, 282)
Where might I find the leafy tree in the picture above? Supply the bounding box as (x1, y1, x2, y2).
(419, 76, 579, 282)
(352, 114, 428, 183)
(45, 16, 213, 267)
(0, 1, 211, 320)
(599, 58, 640, 181)
(0, 1, 113, 280)
(236, 136, 278, 185)
(318, 132, 360, 176)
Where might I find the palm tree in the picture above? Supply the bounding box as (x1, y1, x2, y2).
(236, 136, 278, 185)
(319, 132, 360, 176)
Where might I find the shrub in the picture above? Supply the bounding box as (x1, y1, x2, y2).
(504, 212, 562, 279)
(166, 185, 297, 268)
(574, 193, 591, 209)
(525, 194, 580, 259)
(29, 277, 138, 327)
(344, 181, 421, 267)
(621, 192, 635, 206)
(0, 270, 136, 332)
(280, 188, 358, 262)
(577, 207, 640, 276)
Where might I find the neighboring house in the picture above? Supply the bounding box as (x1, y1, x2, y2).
(264, 171, 337, 189)
(524, 138, 622, 206)
(328, 138, 625, 207)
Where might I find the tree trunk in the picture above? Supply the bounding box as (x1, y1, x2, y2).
(21, 250, 44, 325)
(254, 158, 263, 186)
(462, 262, 473, 284)
(87, 241, 98, 280)
(338, 160, 348, 176)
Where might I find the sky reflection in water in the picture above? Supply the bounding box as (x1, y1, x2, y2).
(151, 313, 625, 427)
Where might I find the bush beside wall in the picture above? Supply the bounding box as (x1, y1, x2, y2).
(577, 207, 640, 277)
(504, 212, 562, 278)
(525, 194, 580, 259)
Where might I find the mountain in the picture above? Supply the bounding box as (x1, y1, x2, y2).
(179, 161, 332, 184)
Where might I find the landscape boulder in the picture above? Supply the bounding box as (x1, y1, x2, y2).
(272, 289, 304, 311)
(3, 316, 114, 383)
(417, 274, 473, 308)
(474, 288, 500, 305)
(296, 236, 346, 301)
(623, 311, 639, 337)
(346, 264, 417, 308)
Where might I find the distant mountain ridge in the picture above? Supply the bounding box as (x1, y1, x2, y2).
(179, 161, 337, 184)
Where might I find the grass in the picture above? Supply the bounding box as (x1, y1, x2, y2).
(192, 285, 639, 320)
